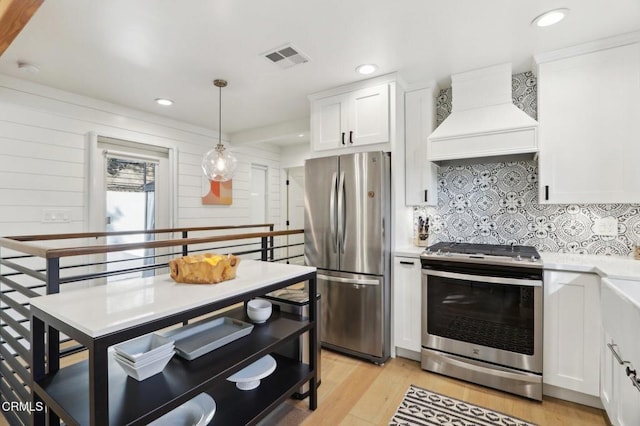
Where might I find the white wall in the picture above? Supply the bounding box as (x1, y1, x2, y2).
(279, 143, 311, 169)
(0, 74, 283, 238)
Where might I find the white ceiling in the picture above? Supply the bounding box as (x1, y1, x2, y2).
(1, 0, 639, 144)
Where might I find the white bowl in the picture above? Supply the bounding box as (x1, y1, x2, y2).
(114, 349, 174, 381)
(114, 333, 174, 363)
(247, 299, 272, 323)
(113, 347, 174, 368)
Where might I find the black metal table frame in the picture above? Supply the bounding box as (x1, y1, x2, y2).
(30, 272, 318, 426)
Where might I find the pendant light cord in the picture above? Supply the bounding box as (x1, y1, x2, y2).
(218, 83, 222, 150)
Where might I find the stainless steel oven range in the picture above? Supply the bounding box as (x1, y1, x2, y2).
(420, 242, 543, 400)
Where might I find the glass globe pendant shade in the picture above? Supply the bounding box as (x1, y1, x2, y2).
(202, 144, 238, 182)
(202, 78, 236, 182)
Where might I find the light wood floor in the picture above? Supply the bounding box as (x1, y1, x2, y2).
(282, 350, 609, 426)
(1, 349, 608, 426)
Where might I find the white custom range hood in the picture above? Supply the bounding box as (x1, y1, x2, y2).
(427, 63, 538, 163)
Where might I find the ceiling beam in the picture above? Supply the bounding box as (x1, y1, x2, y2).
(0, 0, 44, 57)
(230, 118, 309, 145)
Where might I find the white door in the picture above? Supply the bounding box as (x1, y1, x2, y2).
(286, 167, 305, 265)
(350, 83, 390, 146)
(310, 93, 348, 151)
(393, 256, 422, 354)
(88, 135, 174, 282)
(250, 164, 268, 225)
(543, 270, 601, 396)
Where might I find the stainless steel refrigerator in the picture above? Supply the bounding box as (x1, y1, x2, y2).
(304, 151, 390, 364)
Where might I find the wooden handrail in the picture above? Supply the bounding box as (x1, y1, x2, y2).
(5, 223, 276, 242)
(0, 228, 304, 259)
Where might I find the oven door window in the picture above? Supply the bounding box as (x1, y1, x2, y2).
(427, 273, 535, 355)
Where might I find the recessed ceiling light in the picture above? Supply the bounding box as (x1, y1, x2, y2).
(298, 133, 305, 138)
(356, 64, 378, 75)
(155, 98, 173, 106)
(531, 8, 569, 27)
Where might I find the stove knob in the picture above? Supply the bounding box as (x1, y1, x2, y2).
(445, 251, 453, 257)
(530, 256, 538, 262)
(436, 249, 442, 255)
(516, 255, 522, 261)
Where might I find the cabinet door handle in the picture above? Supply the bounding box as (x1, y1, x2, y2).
(399, 261, 415, 265)
(341, 132, 345, 145)
(424, 190, 428, 202)
(626, 366, 637, 377)
(608, 343, 628, 365)
(544, 185, 549, 201)
(349, 130, 353, 144)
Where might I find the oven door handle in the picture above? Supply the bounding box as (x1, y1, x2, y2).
(423, 269, 542, 287)
(428, 350, 542, 384)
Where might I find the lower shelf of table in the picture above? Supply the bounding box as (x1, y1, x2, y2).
(35, 353, 312, 425)
(33, 308, 314, 425)
(207, 355, 313, 425)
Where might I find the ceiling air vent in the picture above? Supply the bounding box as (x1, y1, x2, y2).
(262, 44, 309, 69)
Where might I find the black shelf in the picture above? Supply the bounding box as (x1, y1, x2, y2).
(34, 308, 311, 425)
(207, 354, 312, 426)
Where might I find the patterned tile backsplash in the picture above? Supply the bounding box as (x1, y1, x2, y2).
(416, 72, 639, 256)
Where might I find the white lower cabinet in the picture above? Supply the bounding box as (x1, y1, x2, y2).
(601, 278, 640, 425)
(601, 330, 616, 417)
(543, 270, 601, 396)
(601, 332, 640, 426)
(393, 256, 422, 356)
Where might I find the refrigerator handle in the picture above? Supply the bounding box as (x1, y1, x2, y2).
(330, 172, 338, 253)
(317, 274, 380, 286)
(337, 171, 346, 253)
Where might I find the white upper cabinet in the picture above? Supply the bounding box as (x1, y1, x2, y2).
(310, 83, 390, 152)
(311, 93, 349, 151)
(405, 87, 438, 206)
(535, 33, 640, 204)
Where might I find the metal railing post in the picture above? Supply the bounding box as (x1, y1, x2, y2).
(261, 237, 268, 261)
(45, 257, 60, 375)
(269, 224, 274, 261)
(182, 231, 188, 256)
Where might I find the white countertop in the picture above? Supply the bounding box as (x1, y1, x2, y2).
(30, 260, 316, 338)
(393, 246, 425, 258)
(542, 252, 640, 312)
(541, 252, 640, 280)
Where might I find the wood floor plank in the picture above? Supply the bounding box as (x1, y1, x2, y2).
(339, 413, 375, 426)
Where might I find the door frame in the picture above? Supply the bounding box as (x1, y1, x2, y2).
(284, 166, 305, 264)
(85, 131, 178, 233)
(249, 163, 269, 225)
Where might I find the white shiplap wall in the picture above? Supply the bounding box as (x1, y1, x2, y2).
(0, 74, 283, 238)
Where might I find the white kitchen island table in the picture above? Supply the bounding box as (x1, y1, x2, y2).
(30, 259, 318, 426)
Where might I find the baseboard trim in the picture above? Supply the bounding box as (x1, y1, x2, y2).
(543, 384, 603, 409)
(395, 347, 420, 362)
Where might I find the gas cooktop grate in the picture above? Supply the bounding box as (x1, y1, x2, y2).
(444, 316, 533, 355)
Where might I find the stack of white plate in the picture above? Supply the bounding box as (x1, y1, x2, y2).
(113, 334, 175, 381)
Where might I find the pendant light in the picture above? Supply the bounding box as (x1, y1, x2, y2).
(202, 79, 237, 182)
